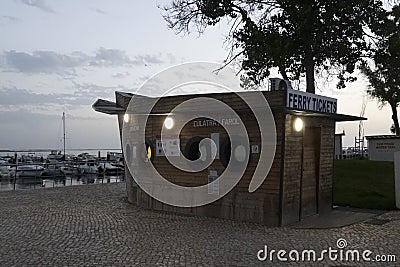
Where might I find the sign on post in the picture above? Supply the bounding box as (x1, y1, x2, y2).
(394, 151, 400, 209)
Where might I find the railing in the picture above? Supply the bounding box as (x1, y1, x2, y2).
(336, 147, 368, 159)
(0, 161, 125, 191)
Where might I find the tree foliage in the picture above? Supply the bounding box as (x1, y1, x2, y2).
(360, 5, 400, 135)
(162, 0, 387, 93)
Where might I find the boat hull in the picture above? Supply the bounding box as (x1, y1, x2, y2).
(11, 165, 44, 178)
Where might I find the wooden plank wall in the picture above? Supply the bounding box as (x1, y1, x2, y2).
(281, 115, 335, 225)
(116, 90, 335, 226)
(117, 91, 285, 226)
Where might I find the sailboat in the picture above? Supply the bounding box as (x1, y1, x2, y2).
(43, 112, 82, 176)
(62, 111, 66, 161)
(58, 112, 84, 176)
(45, 112, 67, 163)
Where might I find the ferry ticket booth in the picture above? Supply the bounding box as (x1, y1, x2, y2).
(93, 86, 363, 226)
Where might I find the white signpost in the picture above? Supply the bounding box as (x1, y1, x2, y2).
(394, 151, 400, 209)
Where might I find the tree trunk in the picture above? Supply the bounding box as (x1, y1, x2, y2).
(278, 65, 289, 81)
(304, 51, 315, 94)
(390, 102, 400, 136)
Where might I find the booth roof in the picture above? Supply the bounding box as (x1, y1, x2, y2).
(92, 99, 125, 115)
(92, 91, 366, 122)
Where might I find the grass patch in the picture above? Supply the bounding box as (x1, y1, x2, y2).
(333, 159, 396, 210)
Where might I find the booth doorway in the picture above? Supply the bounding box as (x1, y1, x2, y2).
(300, 127, 321, 219)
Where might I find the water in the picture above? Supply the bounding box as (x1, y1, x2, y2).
(0, 149, 122, 158)
(0, 174, 124, 191)
(0, 148, 124, 191)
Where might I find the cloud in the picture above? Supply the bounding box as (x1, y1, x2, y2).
(112, 72, 130, 79)
(3, 50, 88, 74)
(90, 48, 133, 67)
(1, 48, 166, 74)
(19, 0, 55, 13)
(91, 48, 164, 67)
(166, 53, 177, 64)
(92, 8, 108, 15)
(131, 54, 164, 65)
(0, 15, 21, 24)
(72, 82, 132, 99)
(0, 83, 134, 109)
(0, 87, 91, 107)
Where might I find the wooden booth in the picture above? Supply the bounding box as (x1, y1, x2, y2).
(93, 88, 363, 226)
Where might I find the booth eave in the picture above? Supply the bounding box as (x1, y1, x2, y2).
(92, 99, 125, 115)
(365, 135, 400, 140)
(282, 108, 366, 122)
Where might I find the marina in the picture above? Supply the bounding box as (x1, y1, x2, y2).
(0, 150, 124, 191)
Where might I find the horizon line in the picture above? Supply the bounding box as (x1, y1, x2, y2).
(0, 148, 122, 153)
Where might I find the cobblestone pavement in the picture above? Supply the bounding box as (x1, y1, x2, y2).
(0, 183, 399, 266)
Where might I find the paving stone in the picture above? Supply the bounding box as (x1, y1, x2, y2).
(0, 183, 398, 266)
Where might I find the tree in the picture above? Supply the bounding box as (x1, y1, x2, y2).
(360, 5, 400, 135)
(390, 124, 396, 134)
(162, 0, 386, 93)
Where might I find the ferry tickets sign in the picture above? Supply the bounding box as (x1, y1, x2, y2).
(287, 89, 337, 114)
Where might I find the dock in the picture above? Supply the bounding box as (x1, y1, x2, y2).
(0, 183, 399, 266)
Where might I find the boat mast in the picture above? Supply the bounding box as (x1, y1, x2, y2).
(63, 112, 66, 159)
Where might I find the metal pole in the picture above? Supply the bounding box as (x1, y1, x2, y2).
(63, 112, 66, 159)
(13, 152, 17, 191)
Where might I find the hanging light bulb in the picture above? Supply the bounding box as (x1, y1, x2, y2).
(164, 117, 174, 129)
(294, 118, 304, 132)
(147, 146, 152, 159)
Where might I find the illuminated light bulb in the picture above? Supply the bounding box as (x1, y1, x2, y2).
(164, 117, 174, 129)
(294, 118, 304, 132)
(123, 114, 129, 123)
(147, 146, 152, 159)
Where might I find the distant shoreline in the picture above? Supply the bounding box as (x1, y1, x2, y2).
(0, 148, 122, 153)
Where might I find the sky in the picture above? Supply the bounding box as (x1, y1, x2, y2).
(0, 0, 395, 150)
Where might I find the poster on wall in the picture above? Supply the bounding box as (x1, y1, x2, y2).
(208, 170, 219, 195)
(156, 138, 181, 157)
(211, 133, 220, 159)
(251, 145, 259, 154)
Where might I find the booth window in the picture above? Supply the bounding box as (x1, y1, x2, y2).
(220, 139, 231, 168)
(220, 137, 249, 169)
(184, 136, 204, 161)
(144, 139, 154, 162)
(125, 143, 132, 163)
